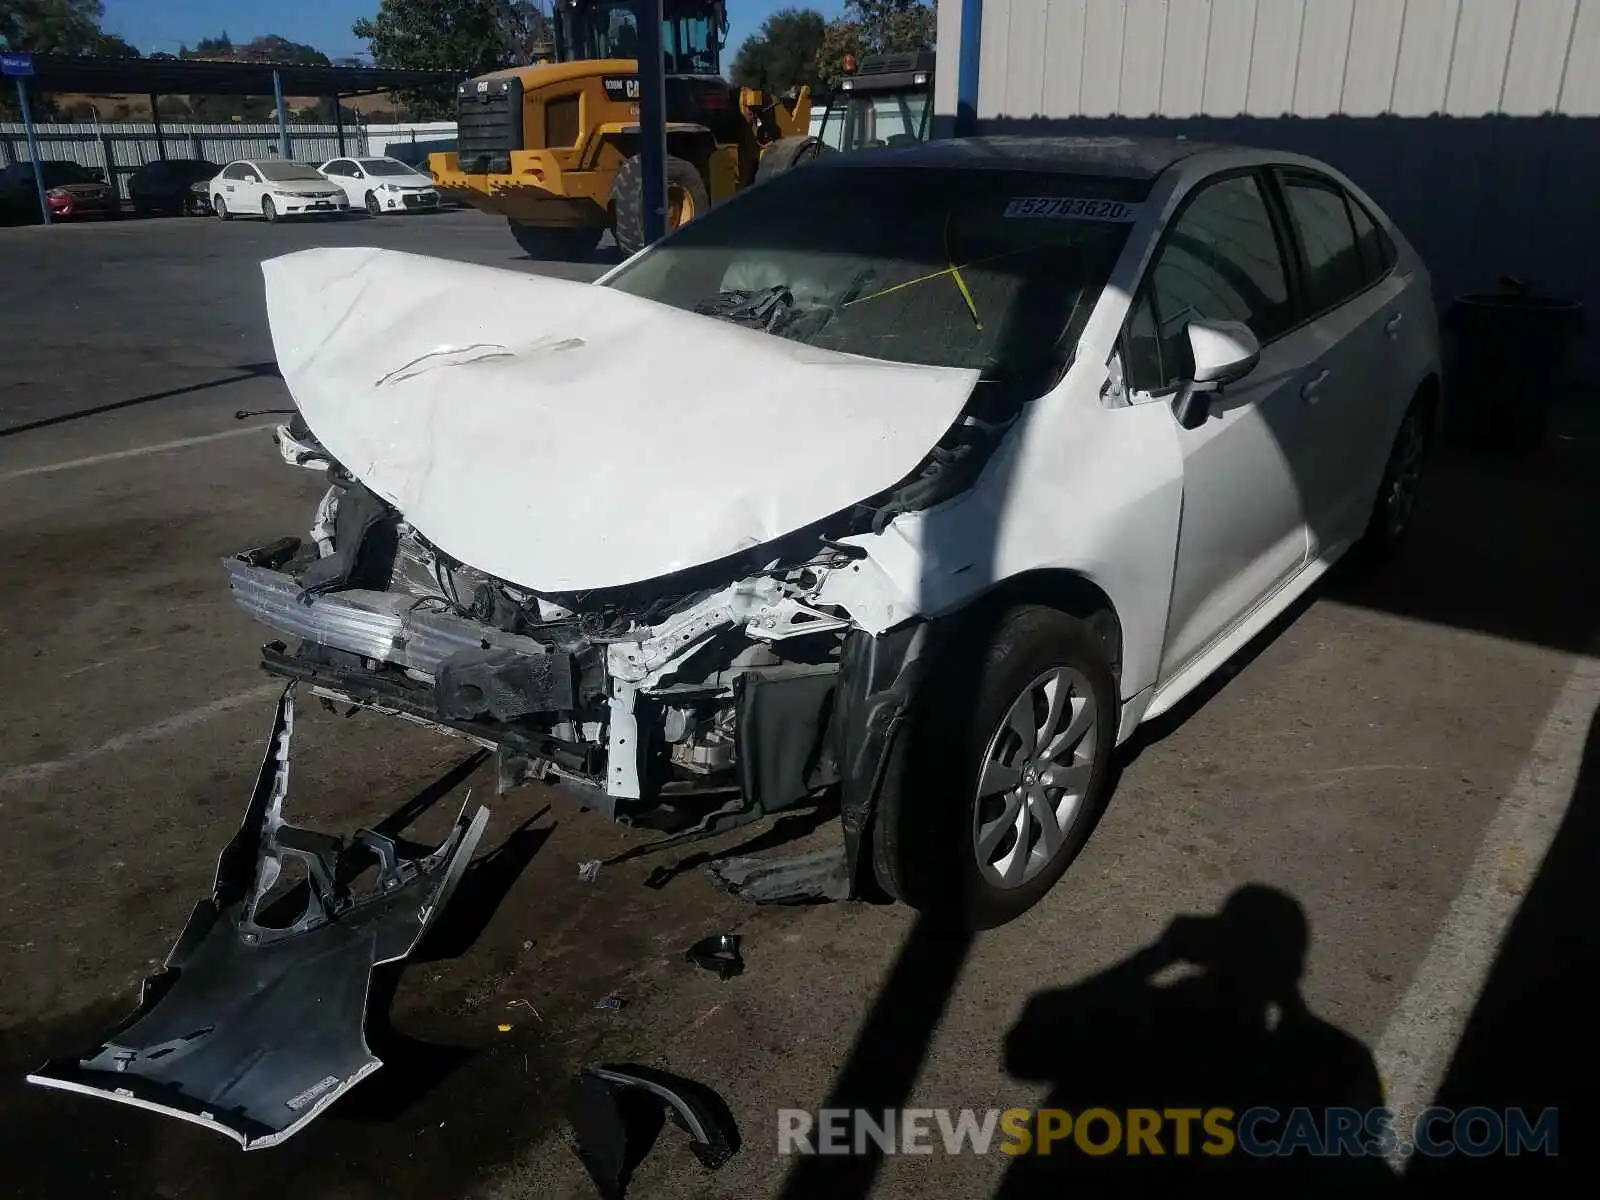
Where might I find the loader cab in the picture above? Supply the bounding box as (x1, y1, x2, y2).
(817, 51, 934, 152)
(552, 0, 727, 75)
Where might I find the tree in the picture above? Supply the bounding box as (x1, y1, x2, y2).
(353, 0, 521, 118)
(240, 34, 330, 66)
(89, 30, 138, 57)
(497, 0, 551, 64)
(814, 0, 934, 89)
(187, 32, 232, 57)
(730, 7, 825, 93)
(0, 0, 106, 54)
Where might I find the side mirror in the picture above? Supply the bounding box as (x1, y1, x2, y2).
(1173, 319, 1260, 429)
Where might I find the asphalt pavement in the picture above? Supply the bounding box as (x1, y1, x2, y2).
(0, 208, 1595, 1199)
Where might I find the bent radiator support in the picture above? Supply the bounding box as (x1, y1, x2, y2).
(27, 684, 490, 1149)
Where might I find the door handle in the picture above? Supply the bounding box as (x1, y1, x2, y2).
(1384, 311, 1404, 337)
(1301, 369, 1330, 402)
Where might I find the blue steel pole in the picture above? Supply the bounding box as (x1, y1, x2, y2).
(273, 69, 291, 159)
(16, 77, 50, 226)
(956, 0, 984, 137)
(634, 0, 667, 246)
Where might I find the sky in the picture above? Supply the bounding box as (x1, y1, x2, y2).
(102, 1, 849, 65)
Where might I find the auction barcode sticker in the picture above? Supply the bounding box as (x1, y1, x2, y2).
(1005, 197, 1140, 221)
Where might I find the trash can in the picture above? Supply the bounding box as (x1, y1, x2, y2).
(1445, 290, 1585, 452)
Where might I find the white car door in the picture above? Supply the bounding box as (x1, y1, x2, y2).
(321, 160, 360, 205)
(1124, 172, 1319, 683)
(1271, 168, 1412, 550)
(235, 164, 265, 213)
(344, 161, 371, 206)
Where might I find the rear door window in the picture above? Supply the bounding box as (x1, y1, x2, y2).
(1345, 194, 1396, 284)
(1276, 171, 1368, 316)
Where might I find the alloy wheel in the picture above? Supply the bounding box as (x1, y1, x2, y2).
(971, 666, 1099, 889)
(1383, 407, 1427, 538)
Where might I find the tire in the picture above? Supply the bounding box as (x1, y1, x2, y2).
(610, 153, 711, 257)
(508, 220, 604, 261)
(132, 199, 152, 219)
(365, 190, 382, 216)
(1361, 390, 1435, 560)
(213, 195, 229, 221)
(873, 604, 1119, 929)
(754, 135, 829, 185)
(262, 196, 279, 223)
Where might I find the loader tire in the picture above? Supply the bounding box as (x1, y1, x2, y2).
(508, 220, 603, 261)
(611, 153, 710, 257)
(754, 135, 829, 184)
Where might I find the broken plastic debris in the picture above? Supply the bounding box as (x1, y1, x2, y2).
(577, 860, 602, 883)
(25, 684, 489, 1150)
(594, 996, 626, 1013)
(685, 934, 744, 981)
(568, 1064, 740, 1197)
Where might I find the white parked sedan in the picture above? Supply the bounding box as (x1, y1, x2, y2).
(318, 155, 441, 215)
(31, 135, 1445, 1148)
(240, 136, 1439, 928)
(208, 158, 350, 221)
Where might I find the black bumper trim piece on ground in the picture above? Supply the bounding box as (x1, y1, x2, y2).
(26, 684, 489, 1150)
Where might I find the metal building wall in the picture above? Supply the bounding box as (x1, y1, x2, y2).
(968, 0, 1598, 120)
(938, 0, 1600, 375)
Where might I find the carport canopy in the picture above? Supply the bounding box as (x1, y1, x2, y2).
(18, 53, 461, 99)
(8, 54, 465, 221)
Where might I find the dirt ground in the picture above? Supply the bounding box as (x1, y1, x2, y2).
(1, 212, 1595, 1198)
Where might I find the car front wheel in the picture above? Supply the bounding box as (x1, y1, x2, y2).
(262, 196, 279, 222)
(874, 604, 1119, 929)
(365, 190, 382, 216)
(214, 195, 229, 220)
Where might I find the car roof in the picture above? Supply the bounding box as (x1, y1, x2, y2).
(832, 135, 1229, 180)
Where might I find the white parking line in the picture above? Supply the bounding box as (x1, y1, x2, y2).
(0, 682, 284, 791)
(0, 422, 276, 482)
(1374, 650, 1600, 1153)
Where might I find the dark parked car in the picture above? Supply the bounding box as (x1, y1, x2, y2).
(0, 161, 115, 224)
(127, 158, 221, 217)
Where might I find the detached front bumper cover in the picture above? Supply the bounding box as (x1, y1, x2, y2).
(27, 684, 489, 1149)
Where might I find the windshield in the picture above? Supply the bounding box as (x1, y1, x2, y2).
(360, 159, 422, 177)
(604, 166, 1142, 392)
(257, 161, 327, 182)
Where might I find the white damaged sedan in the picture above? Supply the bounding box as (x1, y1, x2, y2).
(30, 136, 1443, 1148)
(254, 134, 1441, 928)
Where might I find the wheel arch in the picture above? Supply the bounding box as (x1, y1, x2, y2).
(934, 568, 1125, 689)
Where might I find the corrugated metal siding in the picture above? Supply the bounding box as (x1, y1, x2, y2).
(948, 0, 1600, 376)
(970, 0, 1600, 119)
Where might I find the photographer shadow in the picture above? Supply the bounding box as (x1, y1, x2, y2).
(998, 885, 1398, 1198)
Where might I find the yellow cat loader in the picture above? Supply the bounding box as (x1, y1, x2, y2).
(429, 0, 820, 258)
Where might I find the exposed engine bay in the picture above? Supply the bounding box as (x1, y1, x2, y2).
(242, 405, 1004, 845)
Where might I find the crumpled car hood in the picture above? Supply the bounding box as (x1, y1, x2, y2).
(262, 247, 979, 593)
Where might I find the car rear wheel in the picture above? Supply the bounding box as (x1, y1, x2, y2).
(873, 604, 1119, 929)
(262, 196, 279, 222)
(1363, 390, 1435, 558)
(365, 190, 382, 216)
(214, 195, 229, 220)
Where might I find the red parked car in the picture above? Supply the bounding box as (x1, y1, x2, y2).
(0, 161, 116, 223)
